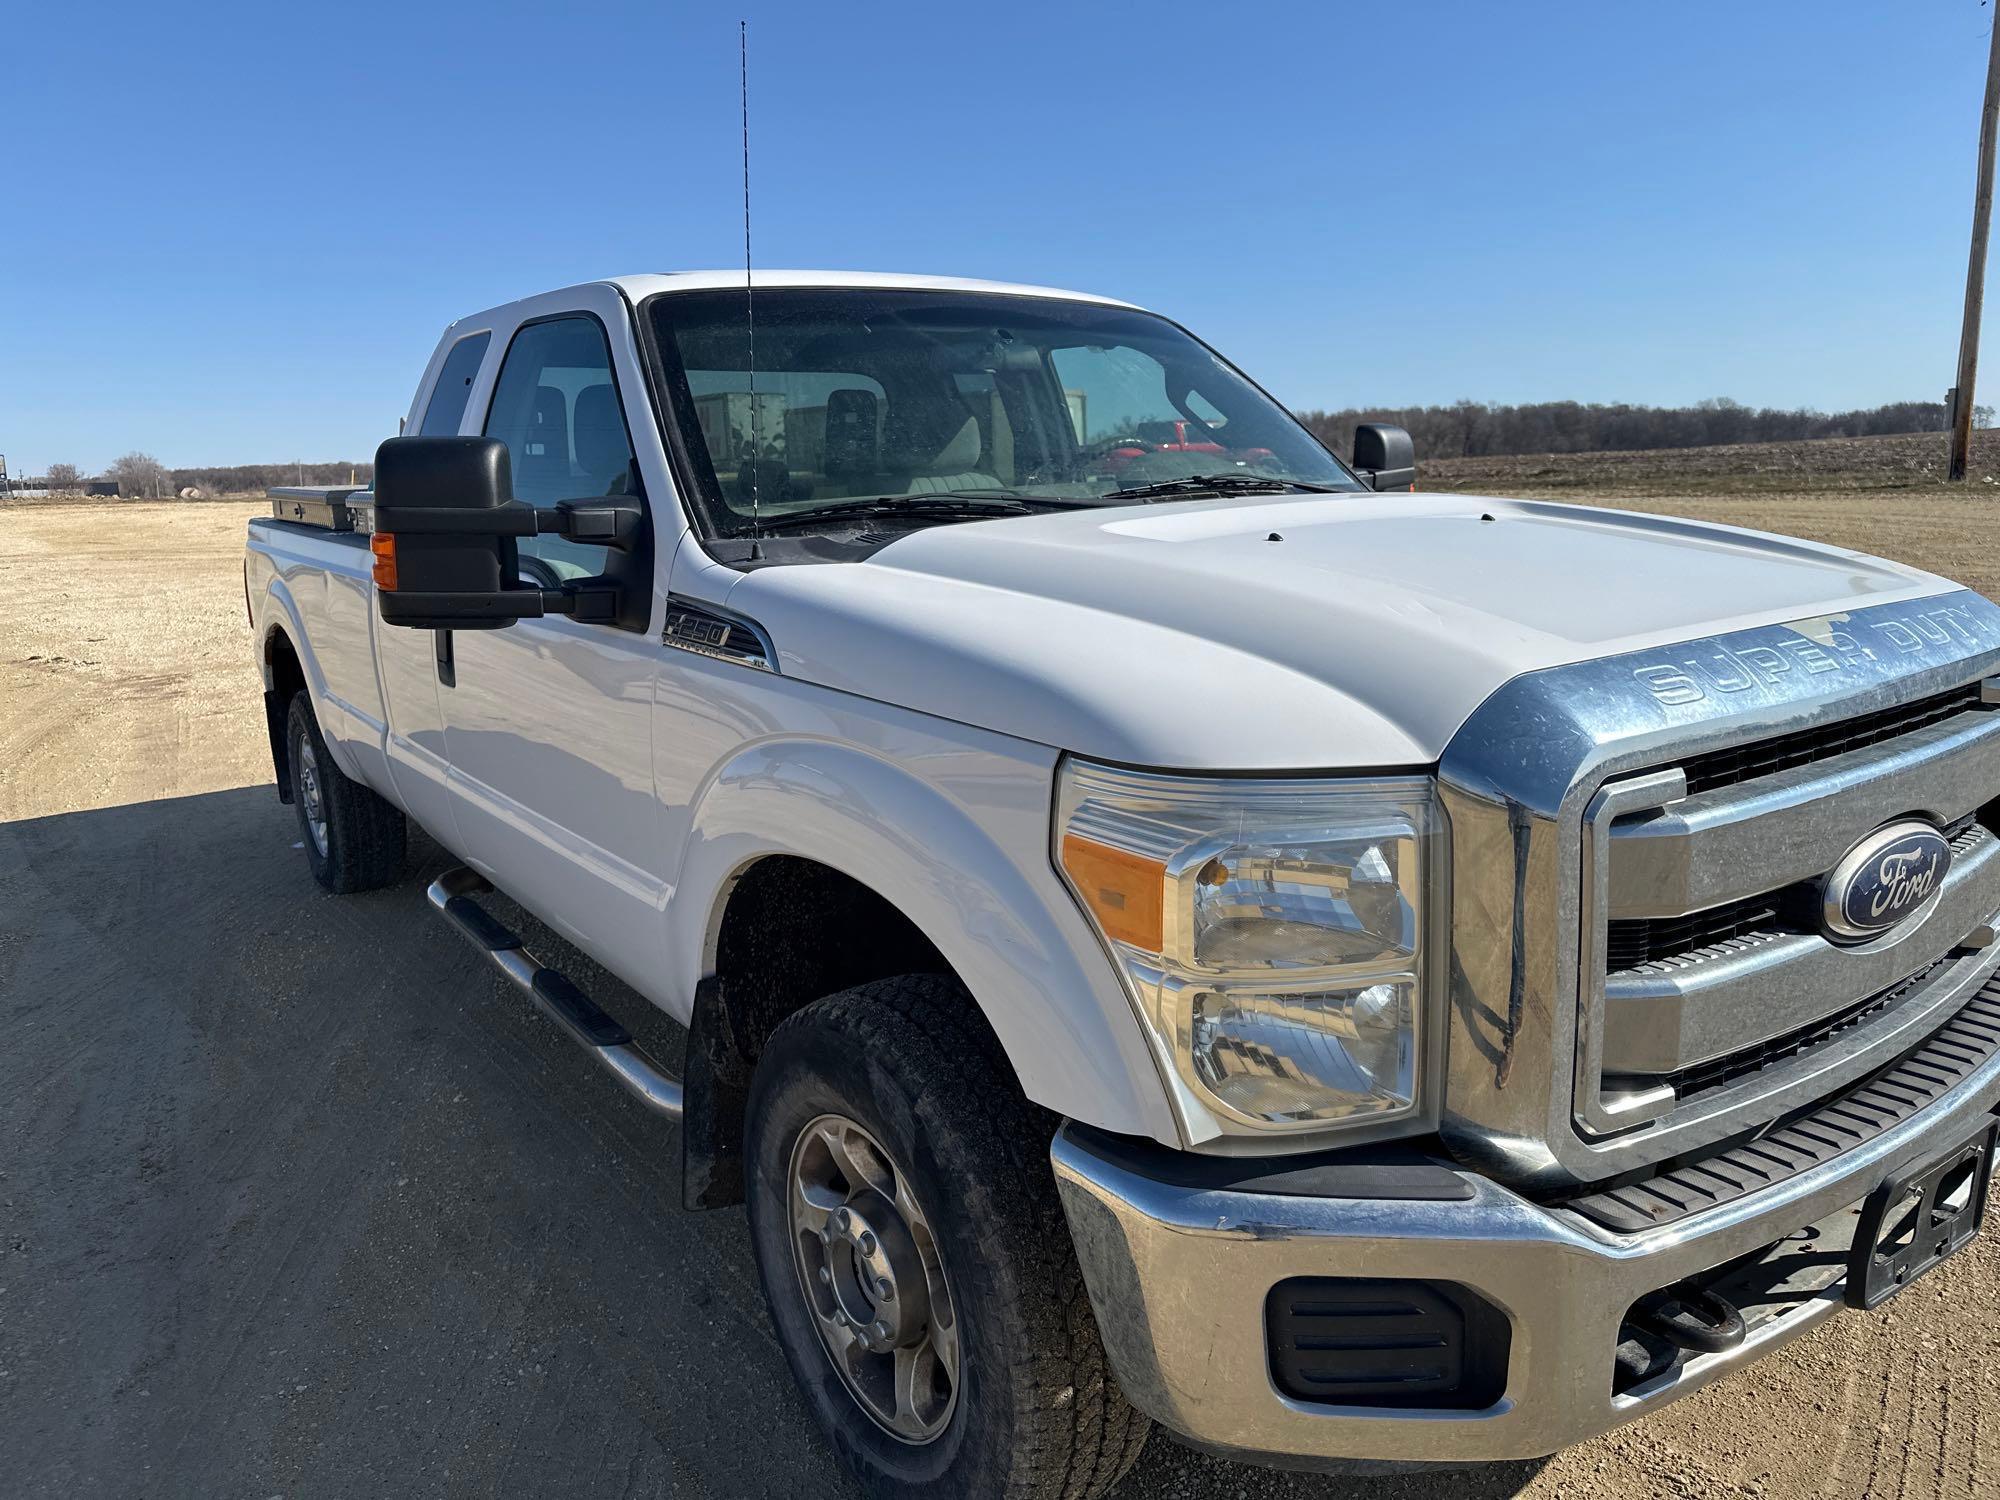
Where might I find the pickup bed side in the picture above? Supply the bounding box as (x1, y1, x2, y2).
(249, 525, 384, 786)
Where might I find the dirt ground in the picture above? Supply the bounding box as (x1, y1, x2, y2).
(4, 471, 2000, 1499)
(1421, 428, 2000, 604)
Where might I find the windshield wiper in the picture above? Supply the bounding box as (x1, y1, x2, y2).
(752, 490, 1095, 533)
(1104, 473, 1347, 501)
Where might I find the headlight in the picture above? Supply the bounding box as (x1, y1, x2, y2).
(1055, 759, 1439, 1138)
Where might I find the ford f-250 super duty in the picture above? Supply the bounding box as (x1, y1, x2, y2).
(246, 271, 2000, 1498)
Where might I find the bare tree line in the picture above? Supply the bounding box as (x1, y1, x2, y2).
(1295, 397, 1993, 461)
(165, 460, 374, 494)
(34, 454, 173, 497)
(32, 455, 374, 497)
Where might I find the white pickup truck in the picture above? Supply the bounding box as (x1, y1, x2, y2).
(246, 271, 2000, 1497)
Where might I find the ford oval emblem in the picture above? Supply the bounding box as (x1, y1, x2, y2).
(1822, 820, 1952, 943)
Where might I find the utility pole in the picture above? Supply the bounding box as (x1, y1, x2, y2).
(1950, 11, 2000, 480)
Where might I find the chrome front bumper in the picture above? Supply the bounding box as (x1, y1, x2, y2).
(1052, 1039, 2000, 1468)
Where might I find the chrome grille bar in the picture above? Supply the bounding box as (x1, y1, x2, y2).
(1606, 706, 2000, 920)
(1599, 827, 2000, 1075)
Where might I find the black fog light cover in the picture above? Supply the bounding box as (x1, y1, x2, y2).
(1266, 1277, 1511, 1410)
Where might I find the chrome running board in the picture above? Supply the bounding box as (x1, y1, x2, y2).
(426, 865, 684, 1120)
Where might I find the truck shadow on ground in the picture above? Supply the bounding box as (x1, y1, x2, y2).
(0, 785, 1547, 1499)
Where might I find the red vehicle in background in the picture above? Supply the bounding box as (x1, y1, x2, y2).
(1089, 418, 1277, 475)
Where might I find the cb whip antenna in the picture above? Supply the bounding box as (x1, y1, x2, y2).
(740, 19, 763, 549)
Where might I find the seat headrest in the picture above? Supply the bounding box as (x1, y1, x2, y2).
(528, 382, 568, 458)
(824, 388, 879, 477)
(512, 384, 571, 498)
(573, 385, 629, 491)
(881, 398, 983, 477)
(927, 415, 981, 476)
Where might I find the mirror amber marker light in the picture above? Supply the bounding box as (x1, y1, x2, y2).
(370, 532, 398, 591)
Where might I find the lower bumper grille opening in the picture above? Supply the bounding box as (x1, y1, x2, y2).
(1266, 1278, 1510, 1410)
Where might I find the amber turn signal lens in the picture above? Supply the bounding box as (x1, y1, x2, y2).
(1059, 833, 1165, 950)
(370, 532, 398, 591)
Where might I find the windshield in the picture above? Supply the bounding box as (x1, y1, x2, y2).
(643, 288, 1362, 539)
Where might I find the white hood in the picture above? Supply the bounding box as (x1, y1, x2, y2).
(730, 493, 1957, 770)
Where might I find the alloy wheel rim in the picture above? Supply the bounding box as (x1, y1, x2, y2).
(786, 1112, 960, 1444)
(298, 739, 328, 856)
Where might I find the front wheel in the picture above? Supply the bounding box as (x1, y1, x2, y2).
(745, 975, 1150, 1500)
(286, 692, 406, 893)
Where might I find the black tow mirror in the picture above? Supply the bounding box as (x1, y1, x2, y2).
(372, 437, 536, 629)
(1353, 424, 1417, 492)
(372, 437, 626, 630)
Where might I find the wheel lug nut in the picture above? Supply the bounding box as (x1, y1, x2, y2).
(873, 1321, 891, 1341)
(858, 1231, 878, 1255)
(834, 1208, 852, 1232)
(818, 1266, 832, 1285)
(875, 1279, 893, 1301)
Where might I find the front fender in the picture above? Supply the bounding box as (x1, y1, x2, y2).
(667, 736, 1181, 1146)
(254, 568, 368, 784)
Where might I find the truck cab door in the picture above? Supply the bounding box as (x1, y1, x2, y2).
(433, 289, 669, 993)
(374, 329, 496, 854)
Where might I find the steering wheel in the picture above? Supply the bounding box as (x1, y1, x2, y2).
(1077, 434, 1148, 462)
(516, 551, 566, 590)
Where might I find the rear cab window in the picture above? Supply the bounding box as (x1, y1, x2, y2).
(417, 332, 492, 437)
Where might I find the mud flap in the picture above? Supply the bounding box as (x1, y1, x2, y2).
(265, 689, 292, 802)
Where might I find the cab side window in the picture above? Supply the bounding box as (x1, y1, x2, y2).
(483, 316, 640, 581)
(416, 332, 491, 436)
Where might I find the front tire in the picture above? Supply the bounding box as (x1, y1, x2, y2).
(286, 692, 406, 893)
(745, 975, 1150, 1500)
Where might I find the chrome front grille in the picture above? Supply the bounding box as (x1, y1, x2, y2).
(1437, 590, 2000, 1191)
(1578, 701, 2000, 1144)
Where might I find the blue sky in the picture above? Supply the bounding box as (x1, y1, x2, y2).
(3, 0, 1997, 471)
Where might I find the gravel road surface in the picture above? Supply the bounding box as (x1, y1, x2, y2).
(4, 498, 1998, 1499)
